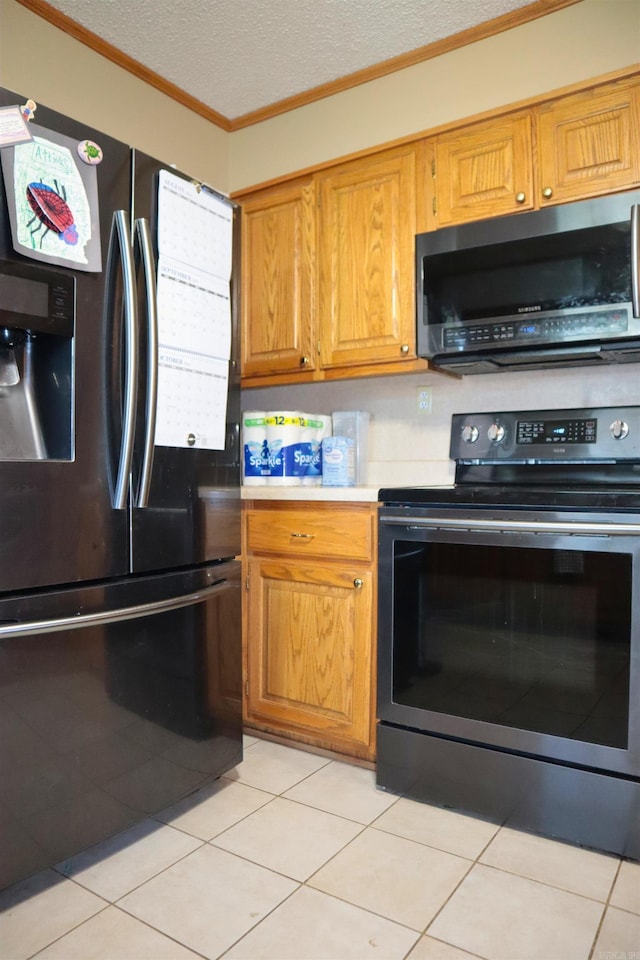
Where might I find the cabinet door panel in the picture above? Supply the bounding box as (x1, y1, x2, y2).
(537, 80, 640, 205)
(246, 560, 373, 749)
(434, 114, 534, 225)
(240, 182, 315, 376)
(317, 147, 417, 368)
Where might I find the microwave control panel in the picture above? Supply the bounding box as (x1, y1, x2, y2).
(442, 306, 629, 351)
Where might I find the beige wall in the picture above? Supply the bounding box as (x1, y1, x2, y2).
(0, 0, 230, 188)
(229, 0, 640, 191)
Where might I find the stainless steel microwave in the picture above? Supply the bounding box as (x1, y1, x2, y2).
(416, 189, 640, 374)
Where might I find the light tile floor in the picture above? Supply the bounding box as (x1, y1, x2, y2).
(1, 734, 639, 960)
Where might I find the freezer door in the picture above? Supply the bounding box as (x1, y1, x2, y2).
(0, 88, 131, 592)
(0, 561, 242, 891)
(129, 151, 241, 572)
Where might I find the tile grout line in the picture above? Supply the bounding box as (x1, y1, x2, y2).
(22, 899, 112, 960)
(587, 858, 624, 960)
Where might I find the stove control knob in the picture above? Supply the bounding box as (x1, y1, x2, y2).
(487, 423, 506, 443)
(461, 424, 479, 443)
(610, 419, 629, 440)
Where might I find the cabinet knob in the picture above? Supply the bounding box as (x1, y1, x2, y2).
(300, 355, 310, 366)
(353, 578, 364, 589)
(542, 186, 554, 199)
(400, 344, 410, 355)
(291, 532, 313, 539)
(515, 192, 526, 204)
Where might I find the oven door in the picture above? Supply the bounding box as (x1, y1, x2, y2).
(378, 506, 640, 779)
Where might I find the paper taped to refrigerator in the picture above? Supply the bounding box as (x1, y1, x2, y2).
(155, 170, 233, 450)
(157, 259, 231, 360)
(157, 169, 232, 279)
(154, 347, 228, 450)
(1, 122, 101, 271)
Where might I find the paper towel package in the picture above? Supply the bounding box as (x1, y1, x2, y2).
(265, 411, 303, 485)
(242, 411, 269, 485)
(241, 410, 334, 486)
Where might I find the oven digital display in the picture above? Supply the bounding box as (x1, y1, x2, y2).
(516, 418, 597, 444)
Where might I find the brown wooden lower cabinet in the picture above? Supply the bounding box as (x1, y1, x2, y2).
(243, 501, 377, 761)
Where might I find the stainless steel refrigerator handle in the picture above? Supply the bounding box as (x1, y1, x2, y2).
(134, 217, 158, 508)
(382, 515, 640, 536)
(113, 209, 138, 510)
(0, 580, 229, 640)
(632, 204, 640, 318)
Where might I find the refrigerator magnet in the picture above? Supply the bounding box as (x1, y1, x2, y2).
(0, 105, 34, 147)
(20, 100, 37, 121)
(77, 139, 103, 165)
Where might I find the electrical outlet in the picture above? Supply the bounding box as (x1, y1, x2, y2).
(416, 386, 432, 415)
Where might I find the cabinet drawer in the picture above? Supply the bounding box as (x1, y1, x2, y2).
(246, 505, 374, 561)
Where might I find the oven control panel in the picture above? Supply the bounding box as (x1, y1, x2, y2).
(450, 406, 640, 461)
(516, 418, 597, 445)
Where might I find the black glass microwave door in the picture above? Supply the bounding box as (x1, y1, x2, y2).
(392, 540, 631, 751)
(423, 222, 631, 329)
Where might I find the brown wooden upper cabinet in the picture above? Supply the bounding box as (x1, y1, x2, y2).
(430, 77, 640, 228)
(239, 144, 423, 384)
(315, 146, 417, 369)
(240, 178, 316, 379)
(536, 79, 640, 206)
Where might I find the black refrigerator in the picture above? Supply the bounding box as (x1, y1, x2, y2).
(0, 88, 242, 891)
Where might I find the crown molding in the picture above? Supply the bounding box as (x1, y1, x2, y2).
(16, 0, 583, 132)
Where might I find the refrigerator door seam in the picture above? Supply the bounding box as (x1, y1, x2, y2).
(0, 580, 228, 638)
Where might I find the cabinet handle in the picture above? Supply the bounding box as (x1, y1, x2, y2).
(291, 532, 314, 539)
(515, 192, 526, 204)
(300, 355, 310, 366)
(400, 344, 409, 355)
(542, 186, 553, 199)
(353, 578, 364, 589)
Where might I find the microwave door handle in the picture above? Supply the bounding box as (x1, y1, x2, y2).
(134, 217, 158, 509)
(632, 204, 640, 318)
(113, 210, 138, 510)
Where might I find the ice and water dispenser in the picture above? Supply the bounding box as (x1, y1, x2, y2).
(0, 262, 74, 460)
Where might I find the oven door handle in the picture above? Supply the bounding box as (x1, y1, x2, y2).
(383, 516, 640, 536)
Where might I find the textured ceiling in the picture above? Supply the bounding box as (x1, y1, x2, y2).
(43, 0, 542, 121)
